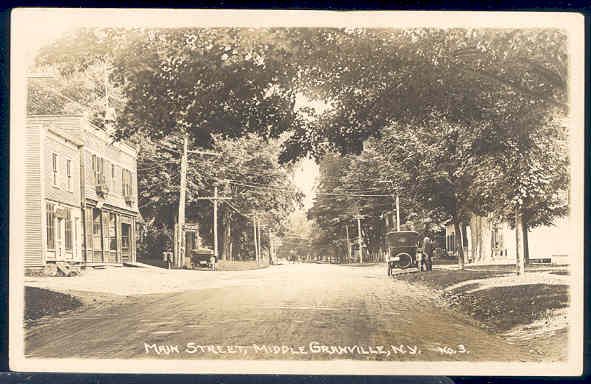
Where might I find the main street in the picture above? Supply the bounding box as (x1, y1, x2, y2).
(25, 263, 536, 361)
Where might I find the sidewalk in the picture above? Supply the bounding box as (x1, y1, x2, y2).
(25, 265, 277, 296)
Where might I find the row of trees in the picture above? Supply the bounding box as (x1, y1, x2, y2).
(30, 27, 570, 272)
(297, 29, 569, 272)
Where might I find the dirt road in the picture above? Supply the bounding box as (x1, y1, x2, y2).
(25, 263, 538, 361)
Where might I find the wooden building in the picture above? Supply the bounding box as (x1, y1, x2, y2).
(24, 115, 139, 273)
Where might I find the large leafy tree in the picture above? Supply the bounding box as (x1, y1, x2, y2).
(281, 28, 566, 160)
(282, 28, 568, 273)
(112, 28, 302, 145)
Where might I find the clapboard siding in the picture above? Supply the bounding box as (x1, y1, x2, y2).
(44, 130, 81, 207)
(24, 122, 43, 267)
(83, 127, 139, 214)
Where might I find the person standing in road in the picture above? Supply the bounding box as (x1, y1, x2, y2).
(210, 255, 217, 271)
(422, 234, 434, 271)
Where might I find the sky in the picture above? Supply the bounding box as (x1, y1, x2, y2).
(291, 93, 332, 211)
(291, 157, 320, 211)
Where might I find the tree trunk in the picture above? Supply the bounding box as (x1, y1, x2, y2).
(515, 207, 526, 275)
(453, 218, 465, 270)
(522, 216, 530, 265)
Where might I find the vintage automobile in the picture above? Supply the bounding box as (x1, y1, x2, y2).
(190, 247, 215, 269)
(385, 230, 420, 276)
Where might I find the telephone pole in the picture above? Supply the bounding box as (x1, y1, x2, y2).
(257, 222, 263, 263)
(196, 185, 231, 261)
(355, 214, 364, 264)
(253, 215, 259, 264)
(395, 195, 400, 232)
(345, 225, 352, 262)
(175, 132, 189, 268)
(213, 186, 219, 260)
(268, 228, 274, 265)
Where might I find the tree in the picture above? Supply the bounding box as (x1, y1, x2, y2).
(31, 28, 141, 129)
(282, 28, 568, 273)
(473, 116, 569, 272)
(112, 28, 302, 146)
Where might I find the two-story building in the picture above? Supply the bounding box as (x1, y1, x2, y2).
(24, 115, 139, 273)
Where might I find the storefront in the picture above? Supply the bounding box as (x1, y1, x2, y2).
(83, 202, 137, 265)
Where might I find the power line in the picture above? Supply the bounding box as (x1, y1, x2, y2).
(227, 179, 392, 197)
(223, 200, 250, 219)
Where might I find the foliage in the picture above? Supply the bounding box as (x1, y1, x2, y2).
(281, 28, 567, 161)
(112, 28, 302, 146)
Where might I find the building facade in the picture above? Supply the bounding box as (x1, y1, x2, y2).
(444, 214, 572, 264)
(24, 115, 139, 272)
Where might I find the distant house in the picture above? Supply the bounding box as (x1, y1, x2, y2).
(444, 214, 572, 265)
(24, 115, 139, 273)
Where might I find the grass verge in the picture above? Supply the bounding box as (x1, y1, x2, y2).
(397, 269, 569, 332)
(25, 287, 82, 322)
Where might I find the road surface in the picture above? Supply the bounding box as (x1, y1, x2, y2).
(25, 263, 537, 361)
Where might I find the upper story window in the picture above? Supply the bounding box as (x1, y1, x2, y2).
(66, 159, 72, 191)
(122, 169, 133, 198)
(52, 153, 58, 186)
(92, 154, 105, 185)
(111, 164, 116, 190)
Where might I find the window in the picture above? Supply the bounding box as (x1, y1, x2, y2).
(121, 223, 130, 251)
(65, 208, 72, 250)
(46, 203, 55, 249)
(447, 233, 456, 253)
(92, 208, 102, 251)
(66, 159, 72, 191)
(52, 153, 58, 186)
(92, 154, 104, 185)
(85, 207, 93, 251)
(111, 164, 116, 190)
(109, 213, 117, 251)
(122, 169, 132, 197)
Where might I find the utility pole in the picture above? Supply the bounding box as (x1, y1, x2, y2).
(213, 185, 219, 261)
(175, 131, 189, 268)
(268, 228, 274, 265)
(396, 195, 400, 232)
(257, 222, 263, 264)
(253, 215, 259, 264)
(345, 225, 352, 262)
(355, 215, 363, 264)
(196, 185, 231, 262)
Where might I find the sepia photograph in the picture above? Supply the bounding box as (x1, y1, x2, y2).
(9, 9, 584, 375)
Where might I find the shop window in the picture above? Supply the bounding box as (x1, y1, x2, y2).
(92, 208, 102, 254)
(121, 223, 130, 251)
(109, 213, 117, 252)
(46, 203, 55, 250)
(65, 208, 72, 250)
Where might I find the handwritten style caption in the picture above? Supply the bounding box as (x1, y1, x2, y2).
(144, 342, 469, 357)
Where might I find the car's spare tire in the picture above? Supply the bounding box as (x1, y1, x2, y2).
(396, 253, 413, 269)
